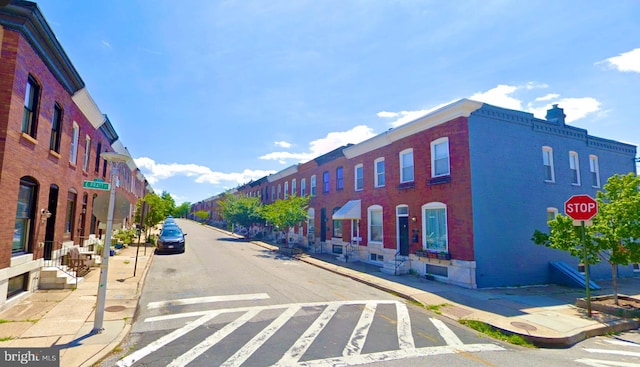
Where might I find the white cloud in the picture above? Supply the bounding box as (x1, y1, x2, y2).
(259, 125, 376, 163)
(274, 141, 292, 148)
(599, 48, 640, 73)
(134, 157, 274, 186)
(378, 83, 601, 128)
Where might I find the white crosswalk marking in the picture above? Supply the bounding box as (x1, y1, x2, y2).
(221, 305, 302, 367)
(583, 348, 640, 358)
(430, 318, 464, 346)
(576, 358, 640, 367)
(274, 303, 342, 367)
(343, 302, 377, 356)
(168, 308, 262, 367)
(119, 295, 506, 367)
(147, 293, 270, 309)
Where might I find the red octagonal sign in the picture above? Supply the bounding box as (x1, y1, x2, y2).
(564, 194, 598, 221)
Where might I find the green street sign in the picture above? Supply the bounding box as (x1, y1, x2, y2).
(83, 180, 110, 191)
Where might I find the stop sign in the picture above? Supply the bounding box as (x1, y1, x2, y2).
(564, 195, 598, 221)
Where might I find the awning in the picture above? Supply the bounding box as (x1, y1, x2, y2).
(332, 200, 361, 220)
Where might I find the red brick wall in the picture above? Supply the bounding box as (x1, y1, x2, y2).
(0, 28, 121, 266)
(233, 117, 475, 261)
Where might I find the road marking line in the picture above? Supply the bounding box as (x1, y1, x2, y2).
(430, 318, 464, 346)
(583, 348, 640, 357)
(575, 358, 640, 367)
(275, 303, 341, 366)
(116, 310, 223, 367)
(605, 339, 640, 347)
(147, 293, 270, 309)
(293, 344, 506, 367)
(343, 302, 377, 356)
(144, 299, 400, 323)
(167, 308, 261, 367)
(222, 305, 302, 367)
(396, 302, 415, 350)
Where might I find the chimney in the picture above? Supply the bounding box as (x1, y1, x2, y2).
(546, 104, 566, 125)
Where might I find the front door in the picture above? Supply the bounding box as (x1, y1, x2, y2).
(44, 185, 59, 260)
(398, 216, 409, 256)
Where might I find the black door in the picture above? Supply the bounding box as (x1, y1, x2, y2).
(44, 185, 59, 260)
(398, 216, 409, 256)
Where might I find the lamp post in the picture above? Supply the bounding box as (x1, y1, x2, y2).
(91, 152, 130, 334)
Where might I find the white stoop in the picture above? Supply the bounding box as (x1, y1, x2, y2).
(381, 256, 410, 275)
(39, 267, 84, 289)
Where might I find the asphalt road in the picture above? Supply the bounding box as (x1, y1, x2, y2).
(98, 219, 640, 367)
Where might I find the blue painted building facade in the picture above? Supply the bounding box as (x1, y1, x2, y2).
(468, 103, 637, 287)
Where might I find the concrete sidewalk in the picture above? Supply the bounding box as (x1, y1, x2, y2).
(0, 243, 153, 367)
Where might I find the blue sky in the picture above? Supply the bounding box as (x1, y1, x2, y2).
(34, 0, 640, 205)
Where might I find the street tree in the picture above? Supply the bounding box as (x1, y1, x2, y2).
(173, 202, 191, 218)
(218, 192, 263, 236)
(194, 210, 209, 222)
(135, 192, 166, 239)
(532, 173, 640, 305)
(260, 195, 310, 246)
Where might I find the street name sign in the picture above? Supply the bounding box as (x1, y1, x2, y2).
(564, 194, 598, 222)
(83, 180, 110, 191)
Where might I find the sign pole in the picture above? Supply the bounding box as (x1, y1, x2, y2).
(582, 220, 592, 318)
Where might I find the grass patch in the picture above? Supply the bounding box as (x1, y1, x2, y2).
(426, 303, 448, 315)
(0, 337, 13, 342)
(459, 319, 535, 348)
(0, 320, 10, 324)
(124, 260, 130, 265)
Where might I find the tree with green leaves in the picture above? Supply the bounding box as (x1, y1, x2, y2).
(134, 192, 166, 239)
(173, 202, 191, 218)
(260, 195, 310, 246)
(161, 191, 176, 216)
(194, 210, 209, 222)
(218, 192, 264, 237)
(532, 173, 640, 305)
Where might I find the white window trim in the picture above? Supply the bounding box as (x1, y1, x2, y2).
(569, 151, 581, 186)
(547, 207, 558, 225)
(422, 202, 448, 252)
(589, 155, 600, 188)
(83, 135, 91, 171)
(310, 175, 316, 196)
(374, 157, 385, 188)
(431, 137, 450, 177)
(399, 148, 414, 183)
(542, 146, 555, 183)
(301, 178, 306, 196)
(292, 179, 297, 196)
(368, 205, 383, 243)
(69, 121, 79, 164)
(354, 164, 364, 191)
(284, 181, 289, 199)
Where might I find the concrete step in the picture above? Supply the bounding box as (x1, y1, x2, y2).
(39, 267, 84, 289)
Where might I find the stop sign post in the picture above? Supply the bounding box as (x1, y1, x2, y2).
(564, 194, 598, 223)
(564, 194, 598, 318)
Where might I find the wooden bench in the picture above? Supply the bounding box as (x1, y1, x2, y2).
(67, 247, 92, 277)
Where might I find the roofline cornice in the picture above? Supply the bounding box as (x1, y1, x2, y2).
(0, 1, 84, 94)
(344, 99, 483, 159)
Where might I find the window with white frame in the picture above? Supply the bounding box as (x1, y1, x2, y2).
(400, 149, 414, 183)
(271, 186, 275, 201)
(569, 151, 580, 185)
(284, 181, 289, 199)
(589, 155, 600, 188)
(431, 137, 450, 177)
(22, 75, 40, 138)
(374, 158, 385, 187)
(69, 122, 79, 164)
(301, 178, 306, 196)
(542, 146, 555, 182)
(332, 207, 342, 238)
(368, 205, 383, 242)
(83, 136, 91, 171)
(277, 184, 282, 199)
(292, 179, 297, 196)
(307, 208, 315, 240)
(423, 202, 447, 251)
(354, 164, 363, 191)
(547, 207, 558, 225)
(311, 175, 316, 196)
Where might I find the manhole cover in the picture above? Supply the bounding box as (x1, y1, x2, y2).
(510, 321, 537, 331)
(105, 305, 126, 312)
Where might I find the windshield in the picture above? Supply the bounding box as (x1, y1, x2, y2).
(161, 229, 182, 237)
